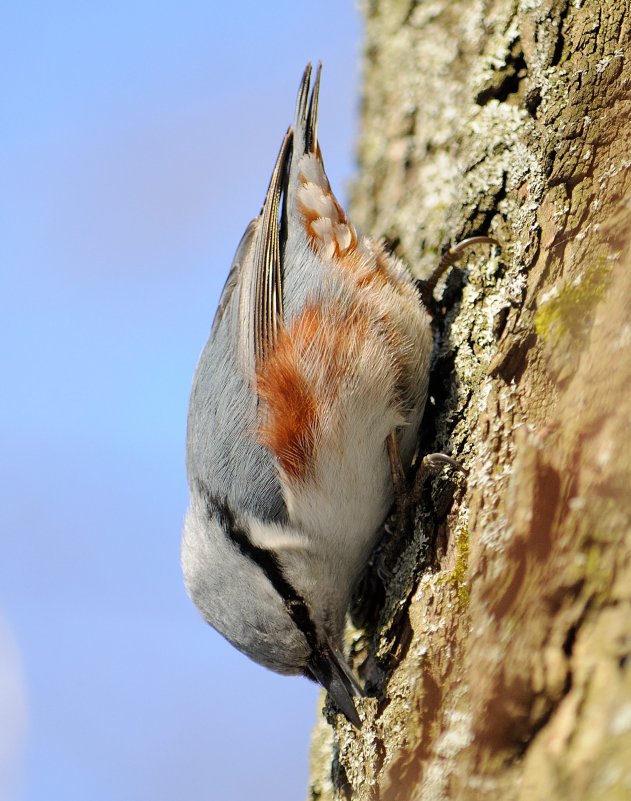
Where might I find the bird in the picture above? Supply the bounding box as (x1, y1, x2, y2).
(181, 64, 494, 728)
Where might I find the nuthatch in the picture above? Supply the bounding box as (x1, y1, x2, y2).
(182, 64, 495, 728)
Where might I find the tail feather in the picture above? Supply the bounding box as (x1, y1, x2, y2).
(294, 63, 322, 156)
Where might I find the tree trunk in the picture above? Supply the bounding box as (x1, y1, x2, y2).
(308, 1, 631, 799)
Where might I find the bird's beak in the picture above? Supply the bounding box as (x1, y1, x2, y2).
(308, 641, 364, 729)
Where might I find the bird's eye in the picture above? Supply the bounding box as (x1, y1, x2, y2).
(286, 599, 310, 626)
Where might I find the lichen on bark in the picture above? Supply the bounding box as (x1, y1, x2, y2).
(308, 0, 631, 799)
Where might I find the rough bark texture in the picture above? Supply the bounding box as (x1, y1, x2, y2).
(308, 1, 631, 799)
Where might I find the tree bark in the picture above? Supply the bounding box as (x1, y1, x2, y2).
(308, 1, 631, 799)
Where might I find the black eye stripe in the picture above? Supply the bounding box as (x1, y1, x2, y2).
(198, 482, 319, 652)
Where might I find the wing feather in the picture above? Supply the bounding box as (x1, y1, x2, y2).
(229, 128, 293, 379)
(211, 219, 257, 338)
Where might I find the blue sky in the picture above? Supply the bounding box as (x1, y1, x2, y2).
(0, 3, 360, 799)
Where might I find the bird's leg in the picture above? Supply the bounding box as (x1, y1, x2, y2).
(355, 439, 467, 625)
(409, 452, 468, 511)
(386, 430, 409, 533)
(387, 431, 469, 531)
(417, 235, 498, 310)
